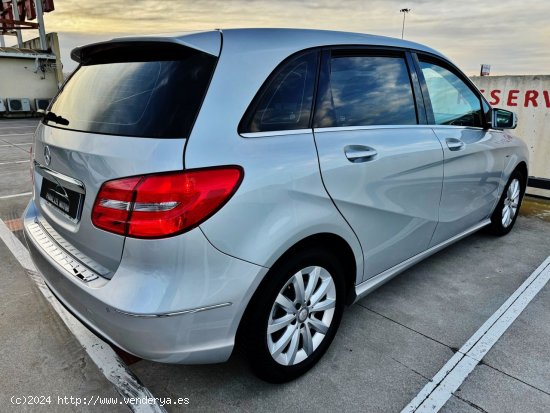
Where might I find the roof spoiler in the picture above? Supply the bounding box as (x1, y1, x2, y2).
(71, 31, 221, 65)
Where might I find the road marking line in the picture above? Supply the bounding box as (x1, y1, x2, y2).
(0, 125, 36, 128)
(0, 192, 32, 200)
(0, 160, 28, 165)
(0, 218, 167, 413)
(0, 133, 35, 137)
(0, 142, 32, 147)
(0, 125, 37, 130)
(0, 142, 32, 155)
(402, 256, 550, 413)
(0, 121, 38, 123)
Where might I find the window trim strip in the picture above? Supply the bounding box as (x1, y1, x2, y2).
(240, 129, 312, 138)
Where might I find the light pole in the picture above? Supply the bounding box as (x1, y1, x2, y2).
(400, 8, 411, 39)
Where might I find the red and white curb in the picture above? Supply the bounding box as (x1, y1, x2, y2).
(0, 218, 166, 413)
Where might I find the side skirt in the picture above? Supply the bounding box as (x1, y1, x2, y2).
(354, 219, 491, 302)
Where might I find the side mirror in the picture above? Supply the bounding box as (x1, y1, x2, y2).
(492, 108, 517, 129)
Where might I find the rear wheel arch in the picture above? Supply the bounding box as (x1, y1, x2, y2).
(235, 233, 356, 381)
(267, 233, 358, 304)
(236, 233, 358, 347)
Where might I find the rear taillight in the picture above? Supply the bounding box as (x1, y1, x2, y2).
(91, 166, 243, 238)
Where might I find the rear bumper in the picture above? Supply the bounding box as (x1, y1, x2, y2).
(23, 201, 267, 364)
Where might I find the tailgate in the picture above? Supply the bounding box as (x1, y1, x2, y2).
(30, 33, 220, 277)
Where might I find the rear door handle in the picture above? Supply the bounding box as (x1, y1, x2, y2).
(446, 138, 465, 151)
(344, 145, 378, 163)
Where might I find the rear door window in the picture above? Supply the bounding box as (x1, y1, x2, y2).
(46, 45, 217, 138)
(316, 54, 417, 127)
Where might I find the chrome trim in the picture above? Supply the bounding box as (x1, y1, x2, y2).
(241, 125, 443, 137)
(98, 200, 180, 212)
(430, 125, 485, 131)
(314, 125, 437, 133)
(26, 220, 102, 282)
(113, 302, 232, 318)
(34, 161, 86, 195)
(99, 199, 132, 211)
(133, 201, 179, 212)
(36, 217, 110, 276)
(240, 129, 311, 138)
(354, 219, 491, 301)
(43, 145, 51, 166)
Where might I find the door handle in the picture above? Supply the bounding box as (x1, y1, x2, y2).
(446, 138, 465, 151)
(344, 145, 378, 163)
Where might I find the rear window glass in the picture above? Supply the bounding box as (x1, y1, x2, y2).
(46, 47, 216, 138)
(240, 51, 318, 133)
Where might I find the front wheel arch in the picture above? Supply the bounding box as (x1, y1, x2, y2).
(514, 161, 528, 188)
(488, 168, 526, 236)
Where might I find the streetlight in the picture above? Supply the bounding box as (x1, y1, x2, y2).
(400, 8, 411, 39)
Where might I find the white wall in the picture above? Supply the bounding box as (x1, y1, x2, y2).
(21, 33, 64, 87)
(0, 57, 58, 110)
(471, 75, 550, 179)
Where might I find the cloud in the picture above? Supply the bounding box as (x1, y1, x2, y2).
(30, 0, 550, 75)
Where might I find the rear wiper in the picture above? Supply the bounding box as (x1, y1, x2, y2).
(44, 111, 70, 126)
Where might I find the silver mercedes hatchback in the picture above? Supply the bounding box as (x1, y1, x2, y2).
(24, 28, 528, 382)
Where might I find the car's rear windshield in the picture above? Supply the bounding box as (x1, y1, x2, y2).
(45, 44, 217, 139)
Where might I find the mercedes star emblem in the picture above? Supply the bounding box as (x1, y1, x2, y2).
(44, 145, 51, 166)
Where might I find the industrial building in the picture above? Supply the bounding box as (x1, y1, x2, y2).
(0, 33, 62, 115)
(0, 0, 59, 115)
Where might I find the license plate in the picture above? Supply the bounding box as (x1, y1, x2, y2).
(40, 178, 83, 220)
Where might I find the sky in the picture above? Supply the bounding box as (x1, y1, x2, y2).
(11, 0, 550, 75)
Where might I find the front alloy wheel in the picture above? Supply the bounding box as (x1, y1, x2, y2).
(502, 178, 520, 228)
(488, 169, 525, 235)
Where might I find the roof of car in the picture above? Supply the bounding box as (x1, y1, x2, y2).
(218, 28, 445, 57)
(76, 28, 447, 62)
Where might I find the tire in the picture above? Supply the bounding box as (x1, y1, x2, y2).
(487, 170, 525, 236)
(239, 247, 346, 383)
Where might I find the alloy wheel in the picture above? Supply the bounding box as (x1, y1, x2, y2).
(502, 178, 520, 228)
(267, 266, 336, 366)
